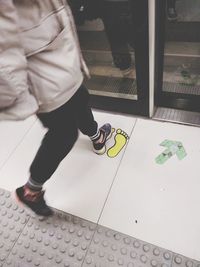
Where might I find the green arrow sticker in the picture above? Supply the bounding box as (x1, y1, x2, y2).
(155, 139, 187, 164)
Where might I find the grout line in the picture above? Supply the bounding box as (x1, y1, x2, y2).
(0, 117, 38, 172)
(81, 120, 139, 265)
(96, 119, 138, 225)
(2, 210, 31, 266)
(171, 253, 175, 267)
(1, 187, 198, 265)
(81, 223, 99, 267)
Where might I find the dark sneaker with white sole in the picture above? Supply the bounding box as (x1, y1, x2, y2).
(93, 123, 112, 155)
(15, 186, 53, 216)
(167, 7, 177, 21)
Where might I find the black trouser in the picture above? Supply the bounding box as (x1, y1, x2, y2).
(30, 85, 98, 185)
(101, 1, 135, 70)
(167, 0, 176, 9)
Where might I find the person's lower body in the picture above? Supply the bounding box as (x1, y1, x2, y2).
(167, 0, 177, 21)
(101, 2, 134, 75)
(15, 85, 112, 216)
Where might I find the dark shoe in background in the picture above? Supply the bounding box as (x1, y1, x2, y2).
(167, 7, 178, 21)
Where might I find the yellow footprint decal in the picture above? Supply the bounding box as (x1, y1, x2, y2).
(107, 129, 129, 158)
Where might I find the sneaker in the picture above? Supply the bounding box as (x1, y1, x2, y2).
(15, 186, 53, 216)
(121, 67, 135, 79)
(93, 123, 112, 155)
(167, 8, 177, 21)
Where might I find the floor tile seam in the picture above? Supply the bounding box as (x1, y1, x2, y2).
(129, 118, 138, 138)
(1, 214, 31, 266)
(0, 117, 38, 171)
(171, 253, 176, 267)
(80, 221, 178, 267)
(89, 222, 198, 266)
(35, 206, 100, 267)
(81, 223, 99, 267)
(125, 117, 199, 264)
(0, 190, 198, 266)
(96, 118, 138, 226)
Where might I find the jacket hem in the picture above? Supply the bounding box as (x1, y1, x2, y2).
(37, 76, 84, 113)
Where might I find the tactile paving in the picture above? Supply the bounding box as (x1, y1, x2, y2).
(82, 225, 173, 267)
(0, 188, 199, 267)
(0, 189, 29, 267)
(4, 211, 96, 267)
(172, 254, 200, 267)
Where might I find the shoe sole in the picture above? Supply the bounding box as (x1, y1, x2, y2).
(13, 191, 53, 217)
(14, 190, 36, 216)
(14, 191, 23, 206)
(93, 145, 106, 155)
(167, 16, 177, 21)
(93, 130, 113, 155)
(13, 191, 33, 215)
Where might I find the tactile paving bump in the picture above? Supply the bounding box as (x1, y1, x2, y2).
(4, 211, 96, 267)
(0, 189, 29, 267)
(1, 188, 199, 267)
(82, 225, 174, 267)
(172, 254, 200, 267)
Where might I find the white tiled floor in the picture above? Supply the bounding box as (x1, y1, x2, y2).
(0, 116, 36, 169)
(99, 118, 200, 261)
(0, 111, 136, 222)
(0, 111, 199, 261)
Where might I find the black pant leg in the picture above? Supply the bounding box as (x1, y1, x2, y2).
(102, 2, 132, 70)
(30, 102, 78, 185)
(73, 85, 98, 136)
(30, 85, 98, 185)
(167, 0, 176, 9)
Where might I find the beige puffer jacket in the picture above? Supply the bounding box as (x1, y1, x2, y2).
(0, 0, 89, 120)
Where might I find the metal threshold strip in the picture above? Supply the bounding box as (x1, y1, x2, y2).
(84, 74, 138, 100)
(163, 82, 200, 96)
(153, 107, 200, 127)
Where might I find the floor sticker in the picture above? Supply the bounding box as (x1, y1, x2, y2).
(107, 129, 129, 158)
(155, 139, 187, 164)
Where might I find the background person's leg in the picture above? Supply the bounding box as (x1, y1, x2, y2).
(168, 0, 176, 9)
(101, 1, 132, 71)
(167, 0, 177, 21)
